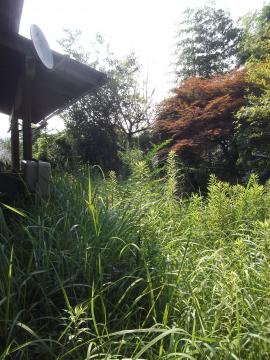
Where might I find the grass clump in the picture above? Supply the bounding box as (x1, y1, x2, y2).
(1, 152, 270, 359)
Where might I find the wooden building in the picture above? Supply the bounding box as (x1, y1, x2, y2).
(0, 0, 107, 171)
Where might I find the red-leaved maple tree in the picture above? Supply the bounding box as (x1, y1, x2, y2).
(155, 70, 253, 179)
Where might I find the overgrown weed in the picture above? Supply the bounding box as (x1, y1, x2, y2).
(1, 153, 270, 358)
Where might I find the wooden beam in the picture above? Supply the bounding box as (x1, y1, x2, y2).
(0, 29, 33, 56)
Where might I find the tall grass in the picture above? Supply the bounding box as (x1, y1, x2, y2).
(1, 151, 270, 359)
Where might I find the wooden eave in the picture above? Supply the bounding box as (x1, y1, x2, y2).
(0, 30, 107, 124)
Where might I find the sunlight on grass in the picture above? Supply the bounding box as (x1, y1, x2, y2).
(1, 154, 270, 358)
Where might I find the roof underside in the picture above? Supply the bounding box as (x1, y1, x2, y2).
(0, 0, 24, 33)
(0, 0, 107, 124)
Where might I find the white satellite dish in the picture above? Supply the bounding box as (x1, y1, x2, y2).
(30, 24, 54, 70)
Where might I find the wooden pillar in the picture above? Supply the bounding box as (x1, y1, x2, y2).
(10, 75, 23, 172)
(22, 56, 34, 161)
(22, 117, 32, 160)
(10, 111, 20, 172)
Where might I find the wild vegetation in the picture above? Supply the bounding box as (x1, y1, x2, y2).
(2, 2, 270, 359)
(154, 4, 270, 190)
(35, 31, 152, 171)
(1, 153, 270, 359)
(28, 4, 270, 190)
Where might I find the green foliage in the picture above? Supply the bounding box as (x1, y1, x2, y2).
(1, 157, 270, 358)
(175, 5, 240, 80)
(0, 138, 11, 169)
(59, 30, 152, 170)
(235, 59, 270, 179)
(238, 4, 270, 64)
(164, 151, 178, 200)
(33, 131, 73, 166)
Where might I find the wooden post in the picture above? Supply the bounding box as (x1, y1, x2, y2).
(22, 56, 35, 161)
(10, 76, 23, 172)
(10, 111, 20, 172)
(22, 115, 32, 160)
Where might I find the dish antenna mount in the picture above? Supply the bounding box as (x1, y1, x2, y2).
(30, 24, 54, 70)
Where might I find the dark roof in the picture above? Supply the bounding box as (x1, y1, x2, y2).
(0, 0, 24, 33)
(0, 0, 107, 124)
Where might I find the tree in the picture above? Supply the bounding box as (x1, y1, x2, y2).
(33, 131, 73, 167)
(175, 5, 240, 80)
(58, 31, 152, 170)
(235, 4, 270, 180)
(155, 70, 252, 185)
(235, 61, 270, 180)
(0, 137, 11, 169)
(238, 4, 270, 64)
